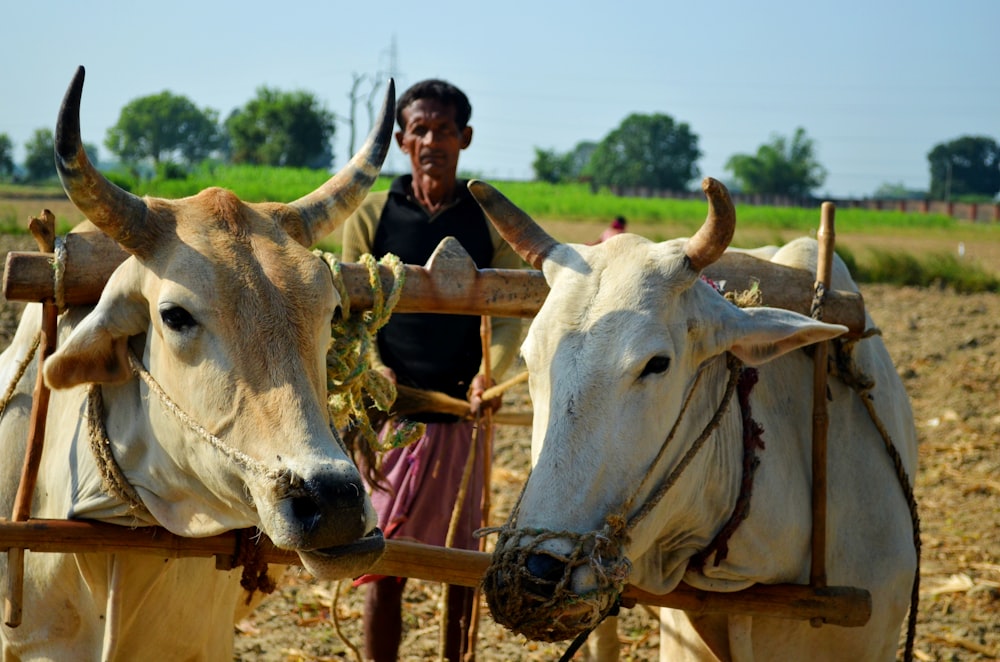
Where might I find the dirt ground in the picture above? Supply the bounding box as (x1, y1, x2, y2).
(0, 231, 997, 661)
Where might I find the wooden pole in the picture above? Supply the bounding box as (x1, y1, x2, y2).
(3, 234, 867, 334)
(4, 211, 58, 628)
(465, 317, 494, 661)
(0, 519, 872, 628)
(810, 202, 836, 624)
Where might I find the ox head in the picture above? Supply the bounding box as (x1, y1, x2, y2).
(42, 66, 392, 579)
(469, 179, 848, 640)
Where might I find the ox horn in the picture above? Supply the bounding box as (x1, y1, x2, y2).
(468, 180, 559, 270)
(684, 177, 736, 271)
(288, 80, 396, 247)
(56, 66, 153, 257)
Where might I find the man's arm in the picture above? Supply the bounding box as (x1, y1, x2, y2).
(341, 190, 388, 262)
(342, 191, 390, 372)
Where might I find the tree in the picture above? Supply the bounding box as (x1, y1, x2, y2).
(927, 136, 1000, 200)
(225, 87, 336, 169)
(532, 141, 598, 184)
(0, 133, 14, 180)
(105, 91, 221, 169)
(532, 148, 568, 184)
(23, 128, 57, 182)
(725, 127, 826, 198)
(589, 114, 701, 191)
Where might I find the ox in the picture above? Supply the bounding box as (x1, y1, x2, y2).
(470, 179, 918, 661)
(0, 67, 392, 660)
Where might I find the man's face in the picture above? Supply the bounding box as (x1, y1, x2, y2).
(396, 98, 472, 180)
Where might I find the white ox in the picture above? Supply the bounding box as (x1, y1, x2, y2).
(470, 179, 918, 661)
(0, 67, 392, 660)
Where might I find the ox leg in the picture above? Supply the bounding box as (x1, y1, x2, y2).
(582, 615, 620, 661)
(659, 609, 728, 662)
(727, 615, 753, 662)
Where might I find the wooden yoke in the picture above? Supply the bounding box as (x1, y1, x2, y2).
(4, 232, 867, 334)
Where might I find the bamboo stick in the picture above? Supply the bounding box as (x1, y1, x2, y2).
(810, 203, 836, 622)
(0, 518, 871, 628)
(392, 384, 531, 426)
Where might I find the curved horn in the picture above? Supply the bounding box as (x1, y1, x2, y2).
(467, 180, 559, 270)
(684, 177, 736, 271)
(288, 79, 395, 247)
(56, 66, 152, 256)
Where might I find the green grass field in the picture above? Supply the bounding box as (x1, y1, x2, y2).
(2, 171, 998, 291)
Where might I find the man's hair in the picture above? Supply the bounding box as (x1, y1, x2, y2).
(396, 79, 472, 130)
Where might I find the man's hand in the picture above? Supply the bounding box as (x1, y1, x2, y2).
(468, 373, 502, 417)
(378, 365, 397, 384)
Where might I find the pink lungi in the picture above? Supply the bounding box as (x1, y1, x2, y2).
(356, 419, 486, 585)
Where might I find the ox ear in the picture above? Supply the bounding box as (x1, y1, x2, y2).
(698, 307, 847, 367)
(45, 261, 148, 389)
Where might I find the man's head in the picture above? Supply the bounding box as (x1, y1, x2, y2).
(396, 79, 472, 130)
(612, 216, 626, 230)
(395, 79, 473, 182)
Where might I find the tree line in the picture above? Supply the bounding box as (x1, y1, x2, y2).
(534, 118, 1000, 202)
(0, 80, 383, 186)
(0, 85, 997, 202)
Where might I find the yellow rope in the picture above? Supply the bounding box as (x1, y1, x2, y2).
(314, 251, 423, 454)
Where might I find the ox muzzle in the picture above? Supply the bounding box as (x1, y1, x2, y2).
(481, 526, 631, 642)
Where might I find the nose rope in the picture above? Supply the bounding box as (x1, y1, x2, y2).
(126, 350, 280, 481)
(623, 353, 743, 533)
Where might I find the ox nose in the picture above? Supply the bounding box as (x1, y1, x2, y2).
(523, 552, 567, 599)
(283, 462, 369, 549)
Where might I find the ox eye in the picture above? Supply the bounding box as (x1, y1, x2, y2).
(160, 306, 197, 332)
(640, 355, 671, 378)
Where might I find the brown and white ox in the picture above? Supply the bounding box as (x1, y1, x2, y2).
(0, 67, 392, 660)
(470, 179, 918, 661)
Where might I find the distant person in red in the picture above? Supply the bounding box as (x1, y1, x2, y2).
(598, 215, 627, 243)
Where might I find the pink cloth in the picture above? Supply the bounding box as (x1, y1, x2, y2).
(355, 419, 486, 585)
(598, 227, 625, 243)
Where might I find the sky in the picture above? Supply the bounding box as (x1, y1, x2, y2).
(2, 0, 997, 199)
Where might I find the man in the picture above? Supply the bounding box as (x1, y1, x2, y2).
(598, 215, 627, 243)
(341, 79, 523, 662)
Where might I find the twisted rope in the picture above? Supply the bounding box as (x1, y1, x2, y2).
(830, 332, 921, 662)
(51, 236, 67, 311)
(86, 383, 148, 515)
(128, 350, 282, 483)
(0, 333, 40, 420)
(315, 251, 422, 455)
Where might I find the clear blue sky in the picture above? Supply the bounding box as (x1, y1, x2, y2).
(2, 0, 997, 198)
